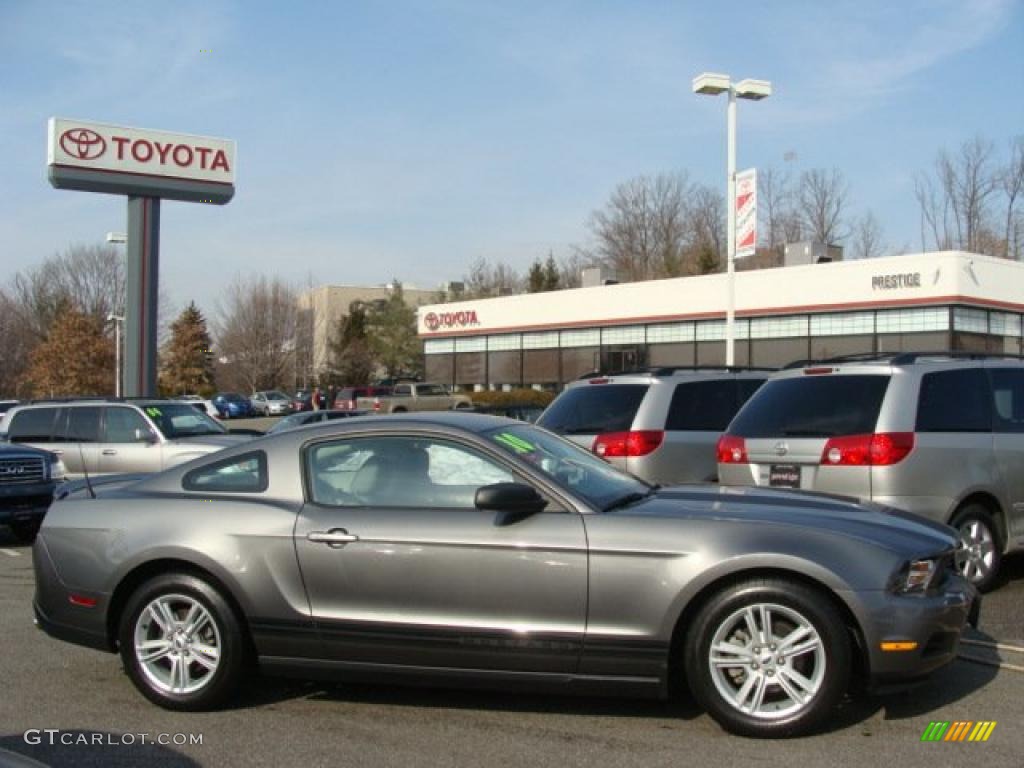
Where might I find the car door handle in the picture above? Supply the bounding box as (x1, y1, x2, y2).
(307, 529, 359, 546)
(102, 449, 117, 456)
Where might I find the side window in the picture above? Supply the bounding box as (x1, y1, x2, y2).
(394, 385, 411, 396)
(104, 407, 153, 443)
(183, 451, 268, 493)
(737, 378, 767, 408)
(55, 407, 102, 442)
(8, 408, 59, 443)
(666, 380, 738, 431)
(916, 369, 993, 433)
(990, 369, 1024, 434)
(308, 436, 516, 509)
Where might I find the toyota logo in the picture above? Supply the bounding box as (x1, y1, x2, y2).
(424, 312, 440, 331)
(774, 441, 789, 457)
(60, 128, 107, 160)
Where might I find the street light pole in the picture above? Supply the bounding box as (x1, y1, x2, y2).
(107, 314, 125, 397)
(693, 73, 772, 366)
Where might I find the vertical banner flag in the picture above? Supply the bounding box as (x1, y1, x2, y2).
(735, 168, 757, 258)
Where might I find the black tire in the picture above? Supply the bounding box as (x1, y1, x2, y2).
(952, 504, 1003, 593)
(9, 520, 41, 544)
(118, 573, 246, 711)
(684, 578, 851, 738)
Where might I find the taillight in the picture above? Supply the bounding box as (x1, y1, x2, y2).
(373, 397, 381, 412)
(820, 432, 914, 466)
(593, 430, 664, 458)
(716, 434, 748, 464)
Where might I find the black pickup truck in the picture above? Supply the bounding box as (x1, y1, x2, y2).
(0, 441, 64, 543)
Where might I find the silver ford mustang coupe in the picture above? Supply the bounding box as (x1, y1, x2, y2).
(33, 413, 977, 738)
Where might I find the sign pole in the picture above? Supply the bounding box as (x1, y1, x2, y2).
(124, 196, 161, 397)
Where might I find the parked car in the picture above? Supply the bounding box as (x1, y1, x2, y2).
(333, 386, 392, 411)
(250, 391, 293, 416)
(34, 412, 976, 738)
(0, 399, 248, 479)
(0, 441, 64, 543)
(717, 352, 1024, 591)
(537, 367, 772, 485)
(0, 400, 19, 417)
(468, 403, 545, 423)
(265, 410, 369, 434)
(357, 382, 472, 413)
(212, 392, 255, 419)
(174, 395, 220, 419)
(292, 390, 326, 412)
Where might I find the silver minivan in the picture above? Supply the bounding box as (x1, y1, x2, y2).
(537, 368, 770, 485)
(0, 400, 247, 479)
(718, 353, 1024, 590)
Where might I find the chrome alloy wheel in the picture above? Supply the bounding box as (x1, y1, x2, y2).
(956, 518, 997, 585)
(707, 602, 826, 720)
(133, 593, 222, 695)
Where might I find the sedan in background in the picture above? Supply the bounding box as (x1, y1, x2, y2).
(251, 391, 293, 416)
(212, 392, 254, 419)
(34, 413, 977, 738)
(266, 410, 368, 434)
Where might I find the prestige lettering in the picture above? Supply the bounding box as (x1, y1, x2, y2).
(872, 272, 921, 290)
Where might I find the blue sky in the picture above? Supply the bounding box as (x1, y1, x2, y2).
(2, 0, 1022, 317)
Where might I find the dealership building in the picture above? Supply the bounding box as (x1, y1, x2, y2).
(417, 250, 1024, 390)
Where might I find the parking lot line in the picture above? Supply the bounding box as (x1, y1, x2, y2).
(960, 637, 1024, 654)
(0, 549, 21, 557)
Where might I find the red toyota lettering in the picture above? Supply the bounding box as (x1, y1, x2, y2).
(154, 141, 172, 165)
(112, 136, 130, 160)
(196, 147, 212, 169)
(173, 145, 194, 167)
(210, 150, 230, 172)
(132, 140, 153, 162)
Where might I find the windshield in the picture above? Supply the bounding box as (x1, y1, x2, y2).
(537, 384, 649, 434)
(266, 413, 308, 433)
(142, 403, 227, 438)
(483, 424, 649, 510)
(222, 393, 244, 402)
(266, 391, 289, 401)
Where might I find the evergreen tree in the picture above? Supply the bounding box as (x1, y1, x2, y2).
(542, 253, 561, 291)
(367, 283, 421, 380)
(21, 302, 115, 397)
(159, 302, 216, 395)
(526, 259, 545, 293)
(327, 301, 375, 385)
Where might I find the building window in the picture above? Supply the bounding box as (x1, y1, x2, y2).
(647, 323, 694, 343)
(455, 337, 486, 353)
(750, 315, 808, 339)
(953, 307, 989, 334)
(560, 329, 601, 348)
(601, 325, 645, 344)
(424, 339, 455, 354)
(696, 319, 749, 341)
(876, 307, 949, 334)
(990, 312, 1023, 338)
(487, 334, 521, 351)
(522, 331, 560, 349)
(810, 312, 874, 337)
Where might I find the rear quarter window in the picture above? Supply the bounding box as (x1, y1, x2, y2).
(727, 375, 890, 437)
(538, 384, 649, 434)
(183, 451, 268, 493)
(916, 369, 992, 433)
(8, 408, 59, 442)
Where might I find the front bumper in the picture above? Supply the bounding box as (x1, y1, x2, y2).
(855, 574, 979, 689)
(0, 480, 57, 524)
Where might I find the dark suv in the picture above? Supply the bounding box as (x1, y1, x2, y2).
(0, 441, 65, 542)
(718, 352, 1024, 590)
(537, 367, 771, 485)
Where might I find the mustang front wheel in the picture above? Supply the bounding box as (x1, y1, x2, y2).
(119, 573, 245, 710)
(684, 578, 851, 738)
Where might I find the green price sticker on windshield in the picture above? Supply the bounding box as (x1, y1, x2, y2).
(146, 407, 162, 418)
(495, 433, 536, 453)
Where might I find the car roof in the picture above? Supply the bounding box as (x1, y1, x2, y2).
(297, 410, 519, 435)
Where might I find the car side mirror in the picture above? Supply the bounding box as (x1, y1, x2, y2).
(134, 428, 158, 444)
(475, 482, 548, 524)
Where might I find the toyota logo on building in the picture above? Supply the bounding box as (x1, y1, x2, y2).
(424, 312, 441, 331)
(60, 128, 107, 160)
(423, 310, 479, 331)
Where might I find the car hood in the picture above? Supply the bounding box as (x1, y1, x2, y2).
(614, 484, 957, 554)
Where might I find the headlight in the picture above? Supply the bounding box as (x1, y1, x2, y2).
(893, 558, 939, 594)
(49, 457, 66, 481)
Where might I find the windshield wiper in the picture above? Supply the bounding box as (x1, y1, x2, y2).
(602, 488, 655, 512)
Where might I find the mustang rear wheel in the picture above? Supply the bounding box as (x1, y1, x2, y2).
(119, 573, 245, 710)
(684, 578, 851, 738)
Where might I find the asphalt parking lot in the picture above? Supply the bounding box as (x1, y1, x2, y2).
(0, 527, 1021, 768)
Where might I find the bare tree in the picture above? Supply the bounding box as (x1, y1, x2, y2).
(797, 168, 849, 245)
(215, 276, 298, 393)
(683, 183, 725, 274)
(851, 211, 885, 260)
(588, 173, 689, 282)
(758, 167, 795, 251)
(462, 257, 523, 298)
(1002, 136, 1024, 259)
(0, 290, 37, 397)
